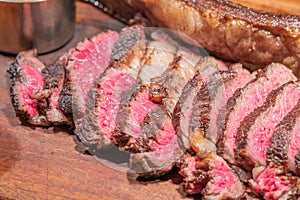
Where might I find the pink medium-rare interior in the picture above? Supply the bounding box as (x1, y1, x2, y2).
(250, 167, 290, 199)
(21, 64, 45, 118)
(98, 72, 135, 138)
(128, 91, 157, 137)
(288, 118, 300, 173)
(223, 67, 295, 163)
(151, 119, 176, 151)
(249, 87, 300, 166)
(208, 159, 237, 194)
(73, 31, 119, 100)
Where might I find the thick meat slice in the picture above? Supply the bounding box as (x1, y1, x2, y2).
(96, 0, 300, 75)
(179, 153, 245, 199)
(236, 81, 300, 170)
(249, 166, 298, 200)
(32, 54, 71, 125)
(173, 56, 230, 152)
(149, 55, 197, 114)
(218, 63, 296, 165)
(129, 106, 181, 177)
(267, 100, 300, 175)
(58, 30, 119, 116)
(7, 50, 49, 126)
(76, 33, 146, 148)
(113, 85, 159, 152)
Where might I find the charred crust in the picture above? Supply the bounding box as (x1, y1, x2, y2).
(295, 153, 300, 175)
(236, 81, 294, 170)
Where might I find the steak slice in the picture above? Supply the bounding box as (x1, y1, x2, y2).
(95, 0, 300, 75)
(236, 81, 300, 171)
(129, 106, 182, 177)
(76, 29, 146, 148)
(113, 85, 159, 152)
(218, 63, 296, 165)
(7, 50, 49, 126)
(179, 153, 245, 199)
(32, 54, 71, 125)
(267, 99, 300, 175)
(249, 166, 298, 200)
(58, 30, 119, 117)
(149, 55, 197, 114)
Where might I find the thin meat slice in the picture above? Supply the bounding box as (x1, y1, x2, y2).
(179, 153, 245, 199)
(218, 63, 296, 165)
(32, 54, 71, 125)
(58, 30, 119, 116)
(249, 165, 298, 200)
(267, 99, 300, 175)
(76, 30, 146, 148)
(7, 50, 49, 126)
(236, 81, 300, 170)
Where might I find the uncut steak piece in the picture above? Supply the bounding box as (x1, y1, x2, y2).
(236, 80, 300, 171)
(32, 54, 71, 125)
(179, 153, 245, 199)
(217, 63, 296, 165)
(58, 30, 119, 118)
(7, 50, 49, 126)
(267, 99, 300, 175)
(249, 165, 298, 200)
(76, 28, 146, 148)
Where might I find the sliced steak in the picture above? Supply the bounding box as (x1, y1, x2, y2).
(138, 38, 177, 85)
(236, 81, 300, 171)
(95, 0, 300, 75)
(7, 50, 49, 126)
(76, 30, 146, 148)
(113, 85, 159, 152)
(58, 30, 119, 117)
(218, 63, 296, 165)
(32, 54, 71, 125)
(249, 166, 298, 200)
(179, 153, 245, 199)
(267, 99, 300, 175)
(129, 106, 182, 177)
(149, 55, 197, 114)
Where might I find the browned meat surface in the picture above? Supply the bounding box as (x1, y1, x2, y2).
(7, 50, 49, 126)
(94, 0, 300, 75)
(236, 81, 300, 171)
(267, 99, 300, 176)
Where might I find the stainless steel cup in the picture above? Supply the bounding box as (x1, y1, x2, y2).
(0, 0, 76, 54)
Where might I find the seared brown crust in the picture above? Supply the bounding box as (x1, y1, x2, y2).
(295, 152, 300, 175)
(96, 0, 300, 75)
(266, 101, 300, 169)
(236, 81, 295, 170)
(217, 68, 268, 159)
(7, 50, 49, 126)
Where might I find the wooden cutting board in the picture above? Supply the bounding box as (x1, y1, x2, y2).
(0, 1, 300, 200)
(0, 2, 185, 200)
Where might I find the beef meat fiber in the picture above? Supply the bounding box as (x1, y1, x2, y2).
(218, 63, 296, 165)
(58, 30, 119, 117)
(267, 99, 300, 175)
(236, 81, 300, 171)
(249, 166, 298, 200)
(7, 50, 49, 126)
(76, 27, 146, 148)
(179, 153, 245, 199)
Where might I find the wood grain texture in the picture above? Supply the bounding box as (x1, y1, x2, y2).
(0, 1, 187, 200)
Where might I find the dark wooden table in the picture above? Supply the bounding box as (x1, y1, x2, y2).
(0, 2, 188, 199)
